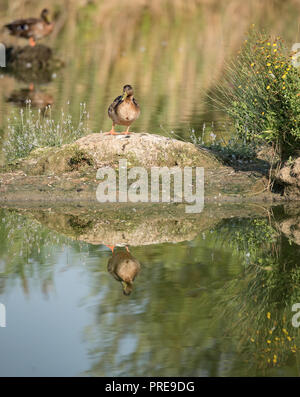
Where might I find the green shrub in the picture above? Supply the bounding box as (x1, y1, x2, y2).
(216, 29, 300, 160)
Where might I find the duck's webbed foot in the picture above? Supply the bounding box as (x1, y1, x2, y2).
(121, 126, 132, 135)
(105, 245, 115, 252)
(104, 130, 119, 135)
(29, 37, 36, 47)
(104, 125, 119, 135)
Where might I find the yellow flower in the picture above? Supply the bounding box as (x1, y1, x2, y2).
(287, 336, 292, 341)
(267, 340, 271, 344)
(267, 42, 271, 46)
(267, 312, 271, 319)
(251, 63, 255, 67)
(273, 43, 277, 47)
(282, 74, 287, 79)
(283, 328, 288, 335)
(267, 85, 270, 90)
(267, 62, 271, 66)
(262, 112, 265, 115)
(273, 355, 277, 364)
(274, 49, 277, 53)
(251, 338, 255, 342)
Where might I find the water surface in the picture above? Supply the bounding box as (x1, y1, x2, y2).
(0, 205, 299, 376)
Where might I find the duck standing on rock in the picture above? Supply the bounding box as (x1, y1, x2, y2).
(4, 9, 54, 47)
(107, 84, 140, 135)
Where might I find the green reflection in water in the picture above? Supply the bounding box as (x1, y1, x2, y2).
(0, 206, 299, 376)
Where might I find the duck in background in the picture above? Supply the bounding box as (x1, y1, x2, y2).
(106, 245, 141, 296)
(4, 9, 54, 47)
(107, 84, 140, 135)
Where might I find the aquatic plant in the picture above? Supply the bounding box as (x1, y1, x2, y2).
(3, 102, 90, 162)
(216, 29, 300, 160)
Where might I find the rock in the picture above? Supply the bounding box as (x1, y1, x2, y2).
(275, 205, 300, 246)
(21, 132, 220, 175)
(279, 216, 300, 246)
(275, 157, 300, 198)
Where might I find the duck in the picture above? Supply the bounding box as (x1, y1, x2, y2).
(4, 9, 54, 47)
(107, 246, 141, 296)
(107, 84, 140, 135)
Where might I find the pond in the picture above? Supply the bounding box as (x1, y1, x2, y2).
(0, 204, 299, 376)
(0, 1, 300, 142)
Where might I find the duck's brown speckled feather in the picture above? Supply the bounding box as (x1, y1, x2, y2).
(108, 96, 140, 127)
(5, 14, 53, 40)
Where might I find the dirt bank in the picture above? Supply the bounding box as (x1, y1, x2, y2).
(0, 132, 286, 204)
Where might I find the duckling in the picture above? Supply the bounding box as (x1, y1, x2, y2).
(107, 246, 141, 296)
(4, 9, 54, 47)
(107, 84, 140, 135)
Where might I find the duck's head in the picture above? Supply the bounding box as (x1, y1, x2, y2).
(122, 84, 134, 100)
(121, 281, 133, 296)
(41, 9, 51, 23)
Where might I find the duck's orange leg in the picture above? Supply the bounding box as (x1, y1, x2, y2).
(121, 126, 131, 135)
(104, 124, 119, 135)
(29, 37, 36, 47)
(105, 245, 115, 252)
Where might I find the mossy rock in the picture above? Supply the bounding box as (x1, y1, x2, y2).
(22, 145, 95, 175)
(18, 132, 220, 176)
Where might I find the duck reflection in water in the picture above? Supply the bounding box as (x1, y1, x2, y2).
(7, 85, 53, 110)
(106, 245, 141, 296)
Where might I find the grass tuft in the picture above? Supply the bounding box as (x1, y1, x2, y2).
(3, 102, 91, 162)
